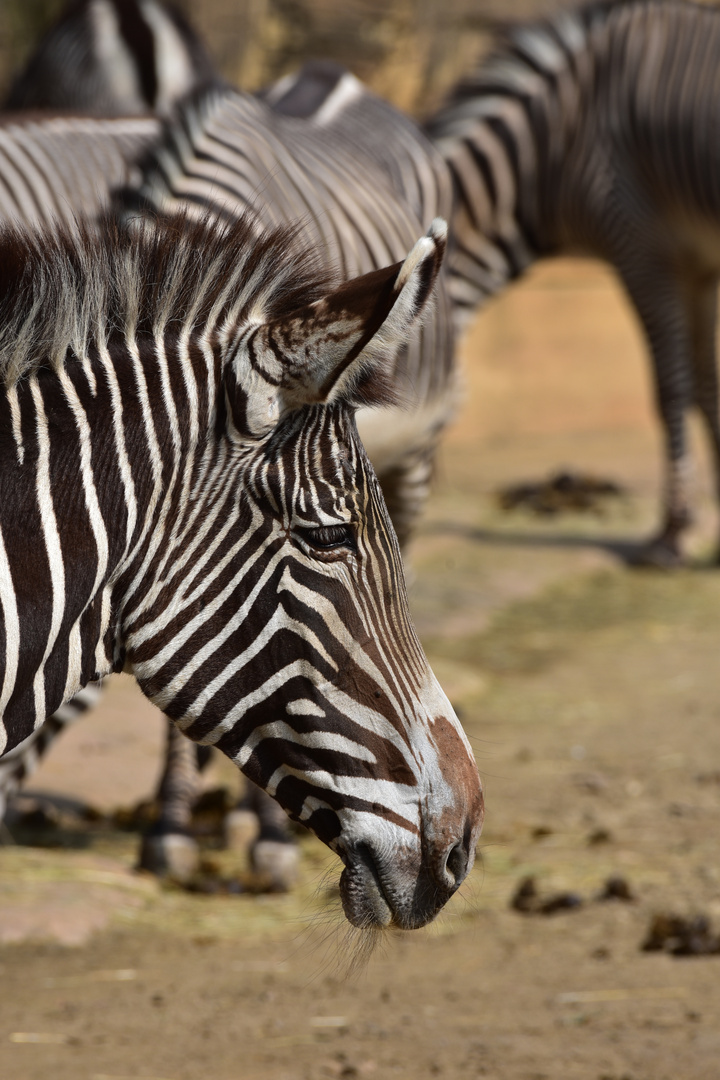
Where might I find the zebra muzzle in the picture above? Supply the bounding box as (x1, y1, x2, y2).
(339, 841, 394, 929)
(338, 829, 475, 931)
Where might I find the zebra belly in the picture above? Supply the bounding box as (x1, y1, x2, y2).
(356, 391, 457, 477)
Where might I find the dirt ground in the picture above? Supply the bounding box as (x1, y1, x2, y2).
(2, 259, 720, 1080)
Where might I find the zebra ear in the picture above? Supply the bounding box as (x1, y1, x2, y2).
(227, 219, 446, 438)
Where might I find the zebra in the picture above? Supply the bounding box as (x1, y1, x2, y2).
(118, 66, 459, 880)
(0, 206, 483, 929)
(5, 0, 218, 116)
(426, 0, 720, 568)
(0, 64, 461, 885)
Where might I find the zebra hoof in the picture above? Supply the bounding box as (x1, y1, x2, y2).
(250, 838, 300, 893)
(224, 808, 259, 851)
(633, 538, 684, 569)
(138, 831, 200, 884)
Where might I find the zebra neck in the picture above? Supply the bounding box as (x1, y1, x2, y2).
(0, 331, 218, 750)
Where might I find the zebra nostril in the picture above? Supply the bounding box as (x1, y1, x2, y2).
(442, 840, 469, 889)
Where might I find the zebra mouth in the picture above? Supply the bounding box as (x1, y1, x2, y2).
(339, 843, 394, 928)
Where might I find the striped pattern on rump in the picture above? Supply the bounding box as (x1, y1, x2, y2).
(0, 114, 160, 232)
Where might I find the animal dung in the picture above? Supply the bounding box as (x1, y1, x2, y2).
(510, 876, 583, 915)
(511, 874, 636, 915)
(496, 470, 624, 515)
(596, 875, 635, 902)
(641, 913, 720, 956)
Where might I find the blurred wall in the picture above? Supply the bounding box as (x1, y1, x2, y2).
(0, 0, 569, 117)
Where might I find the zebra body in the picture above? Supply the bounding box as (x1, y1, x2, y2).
(5, 0, 217, 116)
(0, 210, 482, 928)
(0, 113, 160, 231)
(427, 0, 720, 564)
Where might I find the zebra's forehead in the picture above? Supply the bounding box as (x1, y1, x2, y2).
(263, 402, 363, 463)
(254, 405, 369, 509)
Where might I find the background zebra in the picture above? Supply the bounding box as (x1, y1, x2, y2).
(0, 112, 159, 231)
(426, 0, 720, 568)
(4, 0, 218, 116)
(123, 66, 456, 550)
(0, 207, 483, 929)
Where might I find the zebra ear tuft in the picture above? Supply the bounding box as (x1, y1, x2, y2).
(225, 221, 446, 437)
(288, 218, 447, 409)
(225, 221, 447, 437)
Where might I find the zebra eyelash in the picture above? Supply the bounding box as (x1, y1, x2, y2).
(294, 524, 358, 555)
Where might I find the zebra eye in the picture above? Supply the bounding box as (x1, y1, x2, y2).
(296, 524, 357, 552)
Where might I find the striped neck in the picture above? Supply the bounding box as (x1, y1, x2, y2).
(0, 323, 225, 744)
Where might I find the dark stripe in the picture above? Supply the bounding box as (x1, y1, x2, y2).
(114, 0, 158, 107)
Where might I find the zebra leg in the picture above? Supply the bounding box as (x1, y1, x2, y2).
(687, 277, 720, 561)
(247, 784, 300, 892)
(0, 682, 104, 827)
(224, 782, 299, 892)
(616, 261, 695, 566)
(138, 718, 201, 883)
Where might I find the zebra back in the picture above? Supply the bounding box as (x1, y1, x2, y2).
(0, 114, 160, 232)
(427, 0, 720, 320)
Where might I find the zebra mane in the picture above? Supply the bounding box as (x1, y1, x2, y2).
(0, 211, 329, 388)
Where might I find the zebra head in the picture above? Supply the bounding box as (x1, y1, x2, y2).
(123, 219, 482, 930)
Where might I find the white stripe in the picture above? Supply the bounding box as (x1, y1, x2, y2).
(95, 339, 137, 553)
(0, 523, 20, 752)
(30, 379, 66, 725)
(6, 384, 24, 465)
(63, 623, 83, 706)
(237, 719, 378, 766)
(57, 370, 109, 594)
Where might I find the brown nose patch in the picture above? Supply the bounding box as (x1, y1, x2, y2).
(429, 714, 484, 832)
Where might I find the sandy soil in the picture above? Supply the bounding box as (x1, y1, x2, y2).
(2, 259, 720, 1080)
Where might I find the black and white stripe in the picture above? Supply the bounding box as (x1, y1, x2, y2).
(427, 0, 720, 565)
(5, 0, 218, 116)
(0, 211, 482, 929)
(0, 681, 103, 824)
(0, 113, 160, 232)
